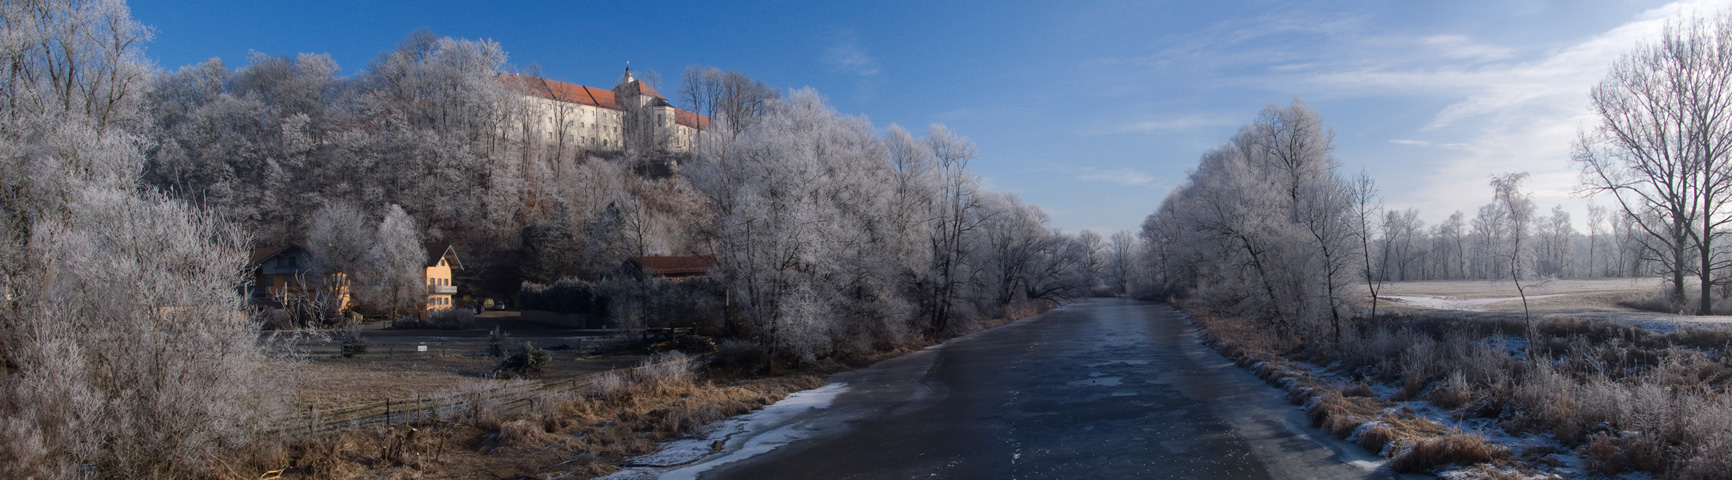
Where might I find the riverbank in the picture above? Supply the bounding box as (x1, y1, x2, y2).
(257, 302, 1055, 479)
(1181, 302, 1732, 479)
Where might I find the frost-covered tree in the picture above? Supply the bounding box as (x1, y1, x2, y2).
(1491, 172, 1537, 321)
(1380, 209, 1424, 281)
(1, 0, 281, 476)
(1536, 205, 1576, 278)
(689, 90, 849, 361)
(1137, 99, 1363, 343)
(1574, 11, 1732, 313)
(1105, 230, 1140, 295)
(364, 205, 426, 320)
(921, 125, 984, 334)
(304, 201, 374, 321)
(1434, 211, 1468, 280)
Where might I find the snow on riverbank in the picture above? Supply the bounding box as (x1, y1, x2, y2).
(596, 382, 850, 480)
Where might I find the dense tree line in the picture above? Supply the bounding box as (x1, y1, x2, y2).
(690, 90, 1101, 360)
(137, 25, 1102, 350)
(1138, 100, 1661, 332)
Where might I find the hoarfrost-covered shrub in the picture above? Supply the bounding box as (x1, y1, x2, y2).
(592, 372, 628, 400)
(1, 1, 287, 477)
(495, 342, 552, 378)
(429, 307, 475, 330)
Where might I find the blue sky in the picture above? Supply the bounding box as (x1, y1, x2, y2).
(132, 0, 1732, 234)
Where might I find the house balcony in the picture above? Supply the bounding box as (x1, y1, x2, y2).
(429, 285, 457, 295)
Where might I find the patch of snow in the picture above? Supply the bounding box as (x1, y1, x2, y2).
(603, 382, 850, 479)
(1383, 294, 1565, 311)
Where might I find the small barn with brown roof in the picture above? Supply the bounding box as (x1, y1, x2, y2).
(621, 256, 719, 280)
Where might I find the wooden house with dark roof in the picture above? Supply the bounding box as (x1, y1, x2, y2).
(247, 243, 351, 313)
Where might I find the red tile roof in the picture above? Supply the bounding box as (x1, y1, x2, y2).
(675, 109, 711, 130)
(500, 73, 711, 129)
(500, 73, 621, 110)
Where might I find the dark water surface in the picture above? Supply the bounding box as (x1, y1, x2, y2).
(698, 299, 1391, 480)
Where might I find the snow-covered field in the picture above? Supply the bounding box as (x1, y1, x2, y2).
(1377, 278, 1662, 302)
(1378, 278, 1659, 312)
(1375, 278, 1732, 328)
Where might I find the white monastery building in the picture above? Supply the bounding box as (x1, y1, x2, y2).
(502, 67, 710, 154)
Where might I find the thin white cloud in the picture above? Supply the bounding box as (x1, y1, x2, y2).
(1110, 114, 1241, 134)
(1309, 0, 1732, 131)
(1243, 0, 1729, 228)
(1073, 166, 1159, 187)
(820, 30, 880, 77)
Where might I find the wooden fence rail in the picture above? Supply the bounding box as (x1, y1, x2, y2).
(278, 358, 698, 435)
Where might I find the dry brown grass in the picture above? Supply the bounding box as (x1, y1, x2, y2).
(1389, 433, 1510, 473)
(1586, 432, 1666, 475)
(290, 352, 650, 408)
(1306, 392, 1381, 437)
(1427, 371, 1474, 409)
(1185, 308, 1513, 475)
(270, 367, 826, 479)
(1354, 422, 1400, 454)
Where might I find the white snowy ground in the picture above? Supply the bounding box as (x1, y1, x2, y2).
(1381, 294, 1565, 312)
(593, 383, 850, 480)
(1376, 278, 1732, 330)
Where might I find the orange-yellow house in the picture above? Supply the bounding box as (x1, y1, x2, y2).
(424, 245, 462, 313)
(250, 243, 463, 319)
(248, 243, 351, 314)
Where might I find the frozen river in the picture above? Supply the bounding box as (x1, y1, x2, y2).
(625, 299, 1398, 479)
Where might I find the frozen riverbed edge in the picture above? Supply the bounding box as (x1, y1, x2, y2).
(595, 382, 850, 480)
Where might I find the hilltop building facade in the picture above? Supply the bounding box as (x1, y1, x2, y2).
(503, 67, 710, 154)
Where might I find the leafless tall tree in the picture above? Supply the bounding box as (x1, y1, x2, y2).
(1105, 230, 1140, 295)
(678, 65, 776, 132)
(1350, 172, 1385, 319)
(1491, 172, 1537, 322)
(1574, 11, 1732, 313)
